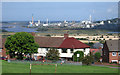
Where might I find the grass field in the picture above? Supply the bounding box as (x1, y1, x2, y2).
(2, 61, 119, 73)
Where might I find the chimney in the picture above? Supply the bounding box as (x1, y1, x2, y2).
(64, 34, 69, 38)
(31, 32, 35, 36)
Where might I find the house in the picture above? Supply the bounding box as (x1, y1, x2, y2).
(1, 33, 90, 61)
(102, 40, 120, 64)
(34, 34, 90, 60)
(0, 36, 7, 58)
(90, 48, 102, 56)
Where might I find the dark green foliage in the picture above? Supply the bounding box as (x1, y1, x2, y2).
(36, 28, 48, 31)
(45, 34, 51, 37)
(108, 33, 112, 35)
(82, 52, 94, 65)
(100, 35, 103, 38)
(46, 48, 59, 62)
(94, 52, 101, 62)
(99, 40, 105, 44)
(85, 42, 94, 47)
(76, 38, 88, 40)
(93, 38, 95, 40)
(5, 32, 39, 60)
(1, 29, 8, 32)
(72, 51, 84, 62)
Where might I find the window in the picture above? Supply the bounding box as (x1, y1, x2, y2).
(118, 52, 120, 56)
(83, 49, 85, 52)
(71, 49, 73, 53)
(112, 52, 116, 56)
(62, 48, 67, 53)
(46, 48, 48, 51)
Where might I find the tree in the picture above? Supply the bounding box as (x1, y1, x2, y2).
(94, 52, 101, 62)
(82, 52, 94, 65)
(72, 51, 84, 62)
(46, 48, 59, 62)
(5, 32, 39, 60)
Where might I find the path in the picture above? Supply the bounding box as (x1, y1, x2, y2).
(92, 62, 120, 69)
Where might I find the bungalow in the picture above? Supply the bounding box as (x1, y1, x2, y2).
(34, 34, 90, 60)
(0, 33, 90, 61)
(102, 40, 120, 64)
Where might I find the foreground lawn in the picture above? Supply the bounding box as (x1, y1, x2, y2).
(2, 60, 119, 73)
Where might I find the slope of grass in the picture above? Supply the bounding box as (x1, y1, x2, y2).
(2, 60, 119, 73)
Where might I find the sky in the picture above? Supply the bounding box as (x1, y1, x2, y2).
(2, 2, 118, 21)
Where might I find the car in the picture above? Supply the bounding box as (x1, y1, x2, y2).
(24, 57, 35, 61)
(0, 57, 6, 60)
(38, 58, 46, 62)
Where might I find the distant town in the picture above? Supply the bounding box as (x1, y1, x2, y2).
(27, 15, 118, 29)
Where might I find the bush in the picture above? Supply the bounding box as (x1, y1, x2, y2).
(36, 28, 48, 31)
(72, 51, 84, 62)
(100, 35, 103, 38)
(99, 40, 105, 44)
(45, 34, 51, 37)
(46, 48, 60, 62)
(85, 42, 94, 47)
(82, 53, 94, 65)
(76, 38, 88, 40)
(94, 52, 101, 62)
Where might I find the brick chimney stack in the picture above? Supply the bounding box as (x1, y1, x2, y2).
(31, 32, 35, 36)
(64, 34, 69, 38)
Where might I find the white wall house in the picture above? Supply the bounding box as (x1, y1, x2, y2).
(34, 48, 90, 59)
(34, 34, 90, 60)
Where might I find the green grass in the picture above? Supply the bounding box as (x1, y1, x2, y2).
(2, 60, 119, 73)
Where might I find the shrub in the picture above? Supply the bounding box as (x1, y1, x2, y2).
(72, 51, 84, 62)
(46, 48, 60, 62)
(45, 34, 51, 37)
(93, 38, 95, 41)
(94, 52, 101, 62)
(36, 28, 48, 31)
(76, 38, 88, 40)
(82, 53, 94, 65)
(100, 35, 103, 38)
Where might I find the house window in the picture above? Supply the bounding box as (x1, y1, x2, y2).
(71, 49, 73, 53)
(83, 49, 85, 52)
(118, 52, 120, 56)
(62, 48, 67, 53)
(46, 48, 48, 51)
(112, 52, 116, 56)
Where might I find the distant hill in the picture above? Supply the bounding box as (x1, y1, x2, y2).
(94, 18, 119, 31)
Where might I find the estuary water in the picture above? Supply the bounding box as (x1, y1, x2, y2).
(2, 24, 38, 32)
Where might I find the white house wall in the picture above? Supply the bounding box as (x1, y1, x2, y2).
(34, 48, 90, 58)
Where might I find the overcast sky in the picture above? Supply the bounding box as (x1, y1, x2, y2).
(2, 2, 118, 21)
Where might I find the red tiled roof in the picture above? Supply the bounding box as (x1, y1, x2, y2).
(35, 36, 90, 49)
(35, 36, 64, 48)
(2, 36, 90, 49)
(58, 37, 90, 49)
